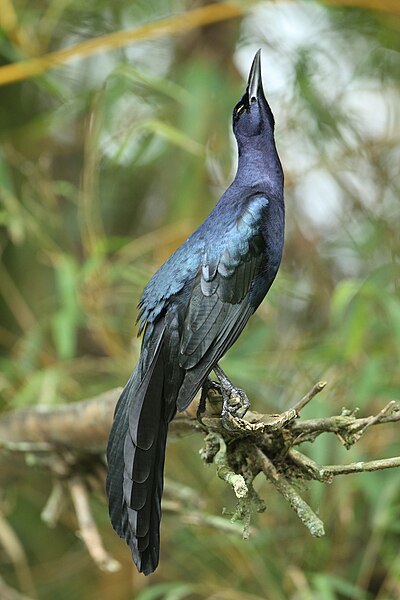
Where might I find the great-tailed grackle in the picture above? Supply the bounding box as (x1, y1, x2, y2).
(106, 50, 284, 575)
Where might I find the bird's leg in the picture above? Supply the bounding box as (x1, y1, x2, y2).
(197, 377, 222, 422)
(213, 364, 250, 419)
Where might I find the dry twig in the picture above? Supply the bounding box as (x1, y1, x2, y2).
(68, 476, 121, 573)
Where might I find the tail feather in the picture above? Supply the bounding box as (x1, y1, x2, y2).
(107, 371, 137, 538)
(123, 412, 168, 573)
(106, 325, 172, 575)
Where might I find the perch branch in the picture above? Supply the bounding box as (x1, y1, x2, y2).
(0, 382, 399, 567)
(0, 387, 398, 452)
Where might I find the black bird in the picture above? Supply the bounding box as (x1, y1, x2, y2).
(106, 49, 284, 575)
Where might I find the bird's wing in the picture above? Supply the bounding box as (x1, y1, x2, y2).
(176, 194, 269, 409)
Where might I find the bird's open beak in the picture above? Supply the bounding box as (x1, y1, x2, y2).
(246, 49, 263, 103)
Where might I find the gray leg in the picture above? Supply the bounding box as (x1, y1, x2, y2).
(213, 364, 250, 418)
(197, 377, 222, 421)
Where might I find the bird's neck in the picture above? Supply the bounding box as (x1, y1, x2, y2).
(236, 137, 284, 197)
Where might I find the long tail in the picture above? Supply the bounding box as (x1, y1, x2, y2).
(106, 326, 174, 575)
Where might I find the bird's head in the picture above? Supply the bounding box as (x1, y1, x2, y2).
(233, 50, 275, 143)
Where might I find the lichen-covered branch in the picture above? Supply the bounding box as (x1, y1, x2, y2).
(323, 456, 400, 475)
(255, 447, 325, 537)
(215, 435, 248, 498)
(0, 382, 399, 570)
(289, 409, 400, 437)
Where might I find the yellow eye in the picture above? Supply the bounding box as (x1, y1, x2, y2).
(236, 104, 245, 115)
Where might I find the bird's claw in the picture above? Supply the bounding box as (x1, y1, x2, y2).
(199, 366, 251, 426)
(213, 364, 251, 420)
(221, 385, 250, 419)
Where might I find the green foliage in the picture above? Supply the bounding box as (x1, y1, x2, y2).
(0, 1, 399, 599)
(136, 582, 200, 600)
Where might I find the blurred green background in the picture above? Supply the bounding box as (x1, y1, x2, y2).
(0, 0, 399, 599)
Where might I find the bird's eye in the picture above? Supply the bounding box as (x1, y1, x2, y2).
(236, 104, 245, 115)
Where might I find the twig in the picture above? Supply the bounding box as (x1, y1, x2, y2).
(289, 410, 400, 436)
(162, 500, 249, 535)
(41, 482, 65, 527)
(290, 381, 327, 415)
(0, 575, 33, 600)
(68, 476, 121, 573)
(0, 513, 36, 598)
(288, 450, 400, 479)
(255, 447, 325, 538)
(347, 400, 397, 441)
(323, 456, 400, 475)
(287, 448, 333, 483)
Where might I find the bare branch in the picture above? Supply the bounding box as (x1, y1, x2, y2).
(0, 389, 120, 452)
(41, 482, 66, 527)
(342, 400, 398, 444)
(290, 381, 327, 415)
(68, 476, 121, 573)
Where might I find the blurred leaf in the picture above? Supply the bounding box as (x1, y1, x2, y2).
(113, 64, 191, 105)
(51, 255, 81, 359)
(385, 296, 400, 344)
(330, 279, 361, 323)
(136, 582, 199, 600)
(144, 119, 204, 156)
(312, 574, 367, 599)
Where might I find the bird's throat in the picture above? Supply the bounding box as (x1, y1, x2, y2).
(236, 142, 283, 196)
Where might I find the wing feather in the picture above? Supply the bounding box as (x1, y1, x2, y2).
(178, 195, 269, 378)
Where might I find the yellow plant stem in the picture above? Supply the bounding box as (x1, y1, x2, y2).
(0, 3, 245, 87)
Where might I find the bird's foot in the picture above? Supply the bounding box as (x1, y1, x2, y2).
(213, 364, 250, 419)
(221, 387, 250, 419)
